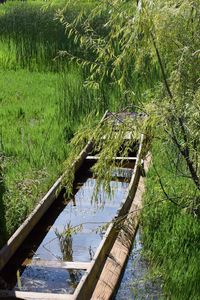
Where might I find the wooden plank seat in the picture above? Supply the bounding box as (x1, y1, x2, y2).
(21, 260, 91, 270)
(86, 156, 137, 161)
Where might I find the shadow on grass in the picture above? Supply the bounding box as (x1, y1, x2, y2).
(0, 169, 7, 249)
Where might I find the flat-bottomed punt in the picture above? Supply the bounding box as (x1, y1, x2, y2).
(0, 111, 147, 299)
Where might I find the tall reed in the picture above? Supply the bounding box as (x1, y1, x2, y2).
(0, 1, 103, 71)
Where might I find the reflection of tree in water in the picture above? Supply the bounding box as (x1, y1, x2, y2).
(55, 222, 82, 285)
(59, 224, 73, 262)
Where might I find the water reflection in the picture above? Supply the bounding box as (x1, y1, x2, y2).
(0, 165, 132, 293)
(14, 266, 84, 294)
(55, 223, 80, 283)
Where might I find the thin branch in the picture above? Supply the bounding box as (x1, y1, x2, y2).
(152, 163, 187, 208)
(150, 33, 173, 100)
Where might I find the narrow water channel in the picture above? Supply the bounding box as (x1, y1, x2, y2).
(115, 228, 163, 300)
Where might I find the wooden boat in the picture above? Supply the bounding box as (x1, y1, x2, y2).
(0, 111, 147, 299)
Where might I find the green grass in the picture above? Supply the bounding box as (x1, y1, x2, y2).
(0, 69, 70, 244)
(142, 141, 200, 300)
(0, 0, 105, 71)
(0, 2, 69, 71)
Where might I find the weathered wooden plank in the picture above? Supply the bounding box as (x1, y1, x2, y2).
(21, 260, 91, 270)
(0, 290, 74, 300)
(91, 153, 151, 300)
(73, 135, 144, 300)
(86, 156, 137, 161)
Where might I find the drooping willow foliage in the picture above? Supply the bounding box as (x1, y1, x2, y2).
(58, 0, 200, 211)
(62, 111, 148, 198)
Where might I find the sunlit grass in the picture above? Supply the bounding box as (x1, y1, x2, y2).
(0, 0, 99, 71)
(0, 69, 71, 243)
(142, 141, 200, 300)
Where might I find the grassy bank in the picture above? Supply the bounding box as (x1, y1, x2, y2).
(142, 141, 200, 300)
(0, 69, 67, 244)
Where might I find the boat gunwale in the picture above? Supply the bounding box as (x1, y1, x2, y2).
(91, 151, 151, 300)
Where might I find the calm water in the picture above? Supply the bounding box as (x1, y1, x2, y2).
(0, 165, 132, 294)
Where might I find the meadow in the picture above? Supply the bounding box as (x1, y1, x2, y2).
(0, 69, 66, 239)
